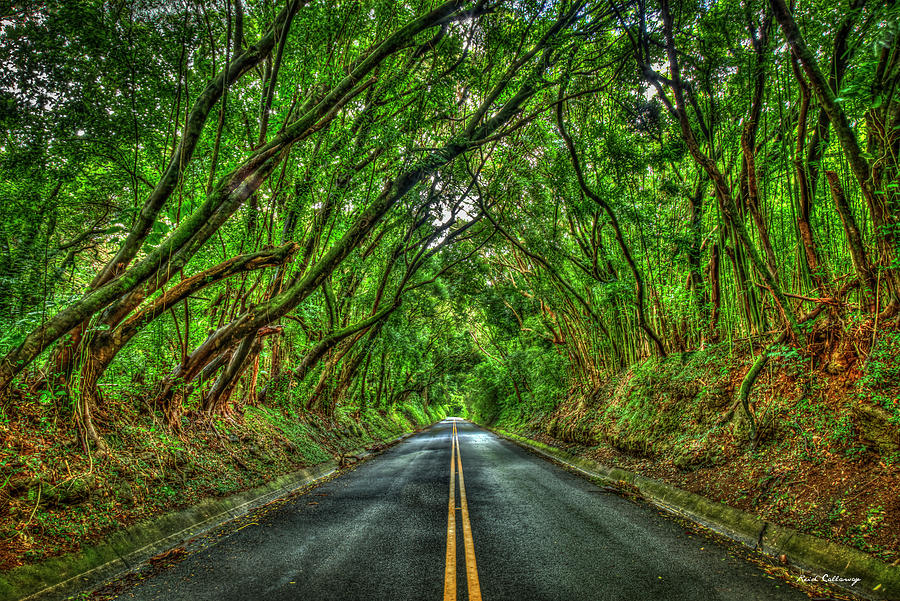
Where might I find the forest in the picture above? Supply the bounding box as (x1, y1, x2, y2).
(1, 0, 899, 584)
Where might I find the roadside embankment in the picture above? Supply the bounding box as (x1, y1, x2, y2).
(0, 399, 446, 601)
(472, 331, 900, 600)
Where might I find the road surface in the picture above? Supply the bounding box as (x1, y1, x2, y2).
(103, 419, 812, 600)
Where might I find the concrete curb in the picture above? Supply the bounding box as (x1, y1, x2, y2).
(0, 429, 419, 601)
(489, 427, 900, 601)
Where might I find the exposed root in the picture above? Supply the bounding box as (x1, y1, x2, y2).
(736, 349, 769, 442)
(73, 383, 109, 458)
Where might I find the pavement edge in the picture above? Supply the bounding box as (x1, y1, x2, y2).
(488, 426, 900, 601)
(0, 429, 421, 601)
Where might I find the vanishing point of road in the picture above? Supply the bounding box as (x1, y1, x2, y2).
(105, 419, 811, 601)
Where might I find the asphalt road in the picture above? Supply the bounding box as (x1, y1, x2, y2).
(104, 419, 812, 601)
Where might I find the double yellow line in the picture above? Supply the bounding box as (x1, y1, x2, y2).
(444, 421, 482, 601)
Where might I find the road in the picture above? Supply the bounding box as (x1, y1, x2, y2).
(103, 419, 812, 601)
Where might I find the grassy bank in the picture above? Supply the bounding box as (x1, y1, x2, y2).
(475, 326, 900, 565)
(0, 394, 445, 571)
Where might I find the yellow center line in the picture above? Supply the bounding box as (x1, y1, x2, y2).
(456, 424, 482, 601)
(443, 421, 482, 601)
(444, 422, 457, 601)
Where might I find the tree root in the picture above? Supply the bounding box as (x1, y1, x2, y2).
(736, 348, 771, 442)
(77, 402, 109, 458)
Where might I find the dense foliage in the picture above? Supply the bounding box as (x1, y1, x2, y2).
(1, 0, 898, 449)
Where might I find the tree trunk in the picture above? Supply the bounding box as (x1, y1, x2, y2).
(659, 0, 798, 336)
(771, 0, 899, 297)
(825, 171, 877, 311)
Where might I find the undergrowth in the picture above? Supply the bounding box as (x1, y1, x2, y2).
(475, 326, 900, 563)
(0, 391, 446, 570)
